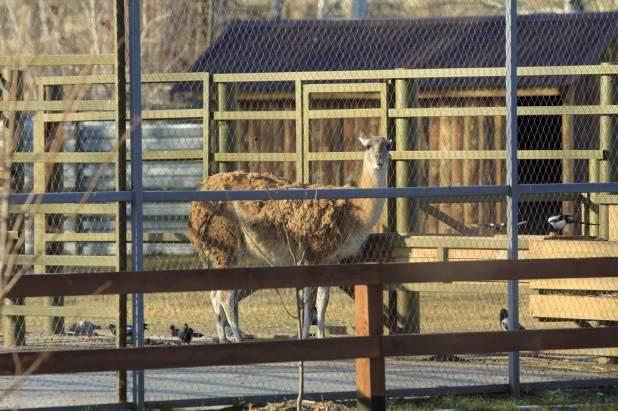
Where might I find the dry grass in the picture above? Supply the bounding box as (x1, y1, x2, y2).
(18, 281, 578, 344)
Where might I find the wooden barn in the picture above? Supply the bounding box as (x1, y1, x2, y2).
(172, 12, 618, 236)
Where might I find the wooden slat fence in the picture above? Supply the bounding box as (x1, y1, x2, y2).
(2, 257, 618, 411)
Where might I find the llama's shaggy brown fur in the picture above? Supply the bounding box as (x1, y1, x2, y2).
(187, 136, 391, 342)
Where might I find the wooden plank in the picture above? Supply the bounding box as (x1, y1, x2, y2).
(133, 150, 202, 161)
(418, 204, 472, 235)
(381, 327, 618, 358)
(13, 152, 110, 163)
(8, 204, 116, 214)
(214, 111, 296, 121)
(530, 295, 618, 322)
(391, 106, 618, 118)
(6, 258, 618, 299)
(14, 255, 117, 267)
(141, 109, 203, 120)
(307, 108, 381, 120)
(0, 100, 115, 111)
(0, 336, 380, 376)
(529, 278, 618, 292)
(44, 233, 190, 243)
(214, 65, 618, 83)
(36, 73, 205, 86)
(1, 305, 117, 318)
(214, 153, 297, 162)
(355, 284, 385, 411)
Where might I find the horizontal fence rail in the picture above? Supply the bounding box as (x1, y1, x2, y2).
(6, 257, 618, 298)
(1, 257, 618, 411)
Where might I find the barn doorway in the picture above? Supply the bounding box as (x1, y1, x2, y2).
(517, 95, 562, 235)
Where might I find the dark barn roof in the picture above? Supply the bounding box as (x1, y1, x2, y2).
(172, 12, 618, 93)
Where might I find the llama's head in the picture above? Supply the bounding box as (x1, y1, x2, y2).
(359, 136, 392, 170)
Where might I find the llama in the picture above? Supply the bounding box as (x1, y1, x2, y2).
(187, 136, 392, 343)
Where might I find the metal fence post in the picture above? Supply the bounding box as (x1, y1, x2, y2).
(128, 0, 145, 409)
(506, 0, 520, 397)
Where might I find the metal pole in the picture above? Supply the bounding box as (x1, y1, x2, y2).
(505, 0, 520, 397)
(351, 0, 368, 18)
(128, 0, 144, 409)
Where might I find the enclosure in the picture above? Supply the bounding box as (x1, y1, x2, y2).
(2, 0, 618, 410)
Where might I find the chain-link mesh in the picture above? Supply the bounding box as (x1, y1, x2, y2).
(2, 0, 618, 408)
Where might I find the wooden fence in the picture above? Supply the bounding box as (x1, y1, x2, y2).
(2, 257, 618, 411)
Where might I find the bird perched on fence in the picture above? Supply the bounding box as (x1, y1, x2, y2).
(107, 323, 149, 338)
(500, 308, 525, 331)
(471, 221, 527, 234)
(170, 324, 204, 339)
(547, 214, 598, 233)
(65, 320, 102, 337)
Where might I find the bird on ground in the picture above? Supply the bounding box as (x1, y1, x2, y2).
(547, 214, 598, 232)
(107, 323, 149, 338)
(178, 323, 194, 344)
(500, 308, 525, 331)
(170, 324, 204, 339)
(471, 221, 527, 233)
(65, 320, 102, 336)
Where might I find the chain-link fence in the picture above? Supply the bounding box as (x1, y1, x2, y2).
(2, 0, 618, 409)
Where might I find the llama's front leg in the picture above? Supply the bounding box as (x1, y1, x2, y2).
(316, 286, 330, 338)
(210, 290, 227, 343)
(221, 289, 242, 343)
(301, 287, 317, 339)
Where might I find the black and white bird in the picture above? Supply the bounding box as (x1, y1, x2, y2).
(170, 324, 204, 339)
(471, 221, 527, 233)
(108, 323, 149, 338)
(178, 323, 194, 344)
(500, 308, 525, 331)
(65, 320, 102, 336)
(547, 214, 598, 232)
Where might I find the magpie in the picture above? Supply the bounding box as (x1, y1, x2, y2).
(170, 324, 204, 339)
(178, 323, 194, 344)
(107, 323, 149, 338)
(65, 320, 101, 336)
(548, 214, 598, 232)
(500, 308, 525, 331)
(471, 221, 527, 233)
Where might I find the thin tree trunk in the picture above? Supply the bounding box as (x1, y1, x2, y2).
(296, 287, 304, 411)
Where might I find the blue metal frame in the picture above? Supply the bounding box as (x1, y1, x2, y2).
(505, 0, 520, 397)
(128, 0, 145, 408)
(8, 183, 618, 205)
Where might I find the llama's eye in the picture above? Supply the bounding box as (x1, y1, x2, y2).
(365, 145, 371, 150)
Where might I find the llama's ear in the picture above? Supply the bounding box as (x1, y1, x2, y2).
(386, 139, 393, 150)
(359, 136, 370, 147)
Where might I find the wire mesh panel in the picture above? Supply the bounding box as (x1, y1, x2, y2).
(3, 0, 618, 409)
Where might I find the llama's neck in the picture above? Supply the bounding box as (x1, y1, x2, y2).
(349, 165, 387, 228)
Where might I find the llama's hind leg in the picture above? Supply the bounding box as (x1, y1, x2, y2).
(301, 287, 317, 339)
(221, 289, 242, 343)
(210, 290, 227, 343)
(316, 286, 330, 339)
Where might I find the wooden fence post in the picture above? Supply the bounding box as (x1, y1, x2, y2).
(217, 82, 237, 173)
(114, 0, 128, 401)
(394, 79, 420, 335)
(2, 69, 26, 347)
(355, 284, 385, 411)
(43, 84, 65, 335)
(590, 159, 599, 238)
(599, 64, 615, 240)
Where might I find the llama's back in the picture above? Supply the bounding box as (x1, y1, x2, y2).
(232, 190, 366, 265)
(187, 171, 293, 267)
